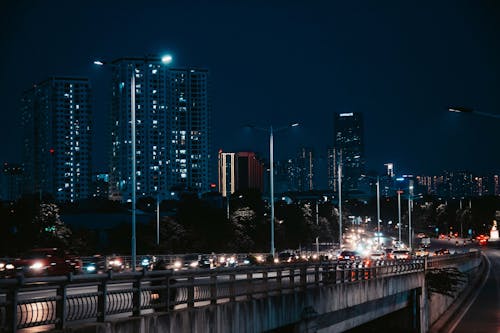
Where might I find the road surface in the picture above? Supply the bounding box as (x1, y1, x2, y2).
(452, 245, 500, 333)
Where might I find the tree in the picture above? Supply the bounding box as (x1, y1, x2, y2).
(33, 203, 72, 248)
(229, 206, 256, 251)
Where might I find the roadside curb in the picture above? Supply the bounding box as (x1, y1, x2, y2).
(428, 252, 489, 333)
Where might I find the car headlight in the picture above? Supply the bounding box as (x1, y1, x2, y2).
(0, 263, 5, 270)
(110, 260, 122, 266)
(6, 264, 14, 270)
(30, 262, 44, 270)
(86, 265, 96, 272)
(141, 259, 150, 266)
(189, 261, 199, 268)
(173, 261, 182, 269)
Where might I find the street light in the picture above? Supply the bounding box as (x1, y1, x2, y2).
(408, 180, 413, 251)
(247, 122, 299, 257)
(396, 189, 403, 245)
(94, 54, 173, 270)
(448, 106, 500, 119)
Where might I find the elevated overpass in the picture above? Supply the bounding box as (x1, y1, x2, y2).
(0, 251, 482, 333)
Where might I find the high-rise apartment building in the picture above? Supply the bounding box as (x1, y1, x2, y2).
(333, 112, 365, 192)
(22, 77, 92, 202)
(109, 56, 211, 201)
(1, 163, 23, 201)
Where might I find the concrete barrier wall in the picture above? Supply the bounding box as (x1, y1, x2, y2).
(60, 272, 426, 333)
(427, 254, 483, 329)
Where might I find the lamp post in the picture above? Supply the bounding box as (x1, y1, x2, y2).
(248, 122, 299, 257)
(338, 155, 343, 249)
(94, 54, 172, 270)
(315, 201, 319, 256)
(397, 189, 403, 245)
(408, 180, 414, 251)
(376, 176, 381, 248)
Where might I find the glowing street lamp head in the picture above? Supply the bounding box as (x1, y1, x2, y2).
(291, 122, 299, 127)
(161, 54, 173, 64)
(93, 60, 105, 66)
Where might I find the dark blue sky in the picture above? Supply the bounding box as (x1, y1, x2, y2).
(1, 0, 500, 182)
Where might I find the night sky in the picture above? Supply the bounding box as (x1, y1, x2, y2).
(2, 0, 500, 185)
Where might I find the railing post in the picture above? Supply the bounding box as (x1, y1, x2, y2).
(55, 274, 70, 330)
(300, 266, 307, 290)
(314, 264, 320, 285)
(187, 276, 195, 308)
(166, 273, 176, 311)
(262, 271, 269, 296)
(229, 273, 236, 302)
(246, 272, 253, 300)
(6, 276, 22, 333)
(132, 273, 142, 316)
(97, 275, 108, 322)
(289, 268, 295, 288)
(276, 269, 282, 293)
(210, 271, 217, 305)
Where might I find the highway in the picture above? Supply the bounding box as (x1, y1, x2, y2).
(452, 244, 500, 333)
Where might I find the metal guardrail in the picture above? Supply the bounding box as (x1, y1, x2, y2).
(426, 250, 481, 269)
(0, 259, 425, 332)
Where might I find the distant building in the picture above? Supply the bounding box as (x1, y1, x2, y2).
(109, 56, 211, 201)
(333, 112, 365, 192)
(218, 151, 264, 196)
(1, 163, 23, 201)
(90, 173, 109, 199)
(235, 152, 264, 192)
(218, 152, 235, 197)
(494, 175, 500, 196)
(327, 147, 337, 192)
(21, 77, 92, 202)
(297, 147, 315, 191)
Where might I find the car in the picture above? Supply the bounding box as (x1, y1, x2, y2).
(384, 248, 394, 260)
(13, 248, 82, 276)
(370, 251, 385, 260)
(241, 254, 265, 266)
(434, 248, 450, 256)
(82, 254, 106, 274)
(414, 248, 429, 257)
(277, 252, 295, 263)
(216, 254, 238, 268)
(338, 251, 360, 261)
(0, 258, 15, 278)
(392, 250, 410, 260)
(107, 255, 125, 272)
(171, 254, 211, 271)
(476, 234, 488, 246)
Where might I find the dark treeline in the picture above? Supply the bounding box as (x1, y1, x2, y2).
(0, 191, 498, 256)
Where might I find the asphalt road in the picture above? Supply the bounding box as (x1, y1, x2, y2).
(452, 244, 500, 333)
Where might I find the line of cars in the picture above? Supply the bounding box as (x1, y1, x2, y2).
(1, 248, 82, 278)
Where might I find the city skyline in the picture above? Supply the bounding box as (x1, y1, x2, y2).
(2, 1, 500, 178)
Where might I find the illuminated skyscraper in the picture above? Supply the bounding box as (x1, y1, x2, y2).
(22, 77, 92, 202)
(333, 112, 365, 192)
(109, 57, 211, 201)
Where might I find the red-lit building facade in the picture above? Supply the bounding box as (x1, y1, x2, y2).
(218, 151, 264, 196)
